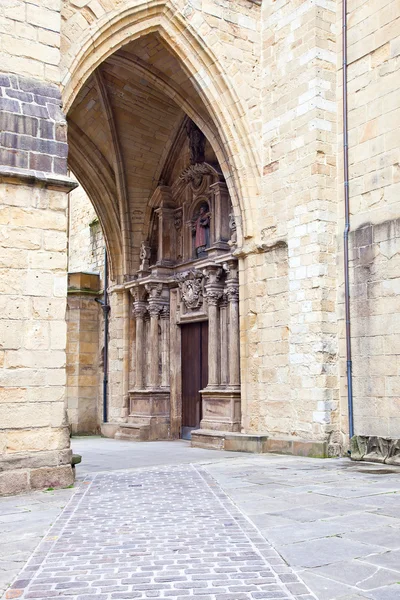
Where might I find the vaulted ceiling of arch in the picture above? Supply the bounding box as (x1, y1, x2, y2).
(68, 32, 222, 278)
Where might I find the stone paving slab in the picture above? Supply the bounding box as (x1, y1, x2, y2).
(2, 465, 316, 600)
(206, 455, 400, 600)
(2, 439, 400, 600)
(0, 488, 75, 598)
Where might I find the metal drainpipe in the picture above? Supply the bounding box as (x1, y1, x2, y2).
(342, 0, 354, 440)
(96, 248, 110, 423)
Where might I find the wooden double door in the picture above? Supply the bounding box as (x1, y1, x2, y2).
(181, 321, 208, 438)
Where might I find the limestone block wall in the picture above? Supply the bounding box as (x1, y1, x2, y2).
(338, 0, 400, 438)
(67, 273, 101, 435)
(0, 0, 62, 84)
(68, 179, 105, 281)
(0, 181, 74, 495)
(258, 0, 339, 446)
(0, 0, 74, 494)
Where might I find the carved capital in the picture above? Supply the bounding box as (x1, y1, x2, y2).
(223, 259, 239, 282)
(147, 303, 163, 318)
(145, 282, 163, 298)
(160, 305, 170, 320)
(219, 293, 228, 308)
(205, 288, 223, 306)
(203, 265, 222, 285)
(133, 302, 147, 319)
(226, 284, 239, 304)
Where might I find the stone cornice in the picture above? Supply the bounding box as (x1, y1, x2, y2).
(0, 166, 78, 192)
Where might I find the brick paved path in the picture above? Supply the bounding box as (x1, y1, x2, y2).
(7, 465, 315, 600)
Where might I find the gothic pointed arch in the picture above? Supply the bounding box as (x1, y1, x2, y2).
(61, 0, 260, 245)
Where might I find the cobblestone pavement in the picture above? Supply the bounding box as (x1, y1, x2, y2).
(2, 438, 400, 600)
(3, 465, 315, 600)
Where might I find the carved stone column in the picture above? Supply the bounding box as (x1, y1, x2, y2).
(226, 260, 240, 388)
(204, 266, 223, 387)
(219, 294, 229, 386)
(132, 299, 147, 390)
(160, 306, 170, 388)
(145, 283, 163, 388)
(199, 262, 241, 434)
(128, 282, 171, 441)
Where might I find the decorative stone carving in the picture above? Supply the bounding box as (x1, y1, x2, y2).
(174, 210, 182, 231)
(205, 289, 223, 306)
(132, 302, 147, 319)
(226, 286, 239, 303)
(185, 120, 206, 165)
(139, 240, 151, 272)
(177, 269, 204, 310)
(179, 163, 214, 189)
(364, 436, 390, 463)
(145, 282, 163, 299)
(386, 439, 400, 465)
(228, 211, 237, 246)
(350, 435, 367, 460)
(160, 305, 170, 320)
(203, 266, 222, 285)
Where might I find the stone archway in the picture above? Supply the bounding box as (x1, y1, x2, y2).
(61, 0, 261, 248)
(65, 24, 246, 442)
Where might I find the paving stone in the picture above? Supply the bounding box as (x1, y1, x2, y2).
(276, 537, 383, 569)
(367, 585, 400, 600)
(360, 550, 400, 573)
(343, 527, 400, 550)
(3, 466, 305, 600)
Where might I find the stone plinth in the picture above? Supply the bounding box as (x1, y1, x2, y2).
(200, 389, 241, 432)
(128, 390, 171, 440)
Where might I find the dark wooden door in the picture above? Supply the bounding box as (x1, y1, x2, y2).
(181, 322, 208, 433)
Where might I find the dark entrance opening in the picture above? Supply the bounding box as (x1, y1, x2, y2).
(181, 321, 208, 439)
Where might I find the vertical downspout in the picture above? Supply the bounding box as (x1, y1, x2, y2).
(102, 248, 110, 423)
(342, 0, 354, 440)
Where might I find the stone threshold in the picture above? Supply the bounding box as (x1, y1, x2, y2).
(191, 429, 329, 457)
(101, 423, 330, 457)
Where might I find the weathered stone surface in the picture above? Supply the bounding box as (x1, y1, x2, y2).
(29, 465, 74, 490)
(0, 470, 29, 496)
(350, 435, 368, 461)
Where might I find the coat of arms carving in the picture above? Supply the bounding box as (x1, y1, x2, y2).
(177, 270, 204, 310)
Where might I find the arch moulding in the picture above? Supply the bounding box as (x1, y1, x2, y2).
(61, 0, 261, 244)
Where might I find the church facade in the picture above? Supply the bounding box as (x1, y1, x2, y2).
(1, 0, 400, 494)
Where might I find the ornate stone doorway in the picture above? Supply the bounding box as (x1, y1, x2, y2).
(66, 32, 243, 445)
(181, 321, 209, 439)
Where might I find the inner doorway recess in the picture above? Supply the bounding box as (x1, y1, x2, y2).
(181, 322, 208, 439)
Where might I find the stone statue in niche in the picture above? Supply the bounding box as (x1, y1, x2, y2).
(192, 203, 211, 258)
(186, 120, 206, 165)
(228, 211, 237, 247)
(139, 240, 151, 272)
(174, 210, 183, 261)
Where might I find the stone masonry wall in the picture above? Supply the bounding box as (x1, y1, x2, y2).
(68, 180, 104, 281)
(0, 0, 74, 494)
(337, 0, 400, 438)
(0, 181, 73, 495)
(67, 181, 105, 435)
(259, 0, 339, 446)
(0, 0, 62, 85)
